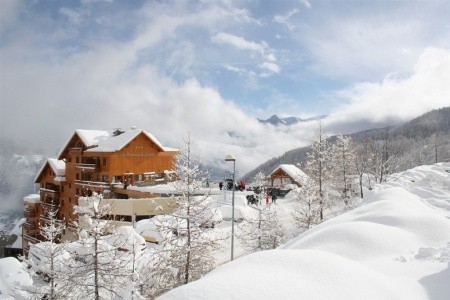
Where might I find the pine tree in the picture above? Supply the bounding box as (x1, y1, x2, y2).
(305, 121, 330, 221)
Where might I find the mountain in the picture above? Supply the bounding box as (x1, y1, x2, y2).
(258, 114, 327, 126)
(243, 107, 450, 182)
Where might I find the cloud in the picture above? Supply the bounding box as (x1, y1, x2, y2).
(299, 0, 311, 8)
(59, 7, 85, 25)
(297, 3, 450, 80)
(325, 47, 450, 133)
(212, 32, 280, 77)
(274, 8, 300, 30)
(211, 32, 267, 53)
(259, 62, 281, 74)
(0, 2, 302, 175)
(0, 0, 25, 34)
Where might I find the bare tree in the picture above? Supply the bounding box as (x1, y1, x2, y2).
(305, 121, 330, 221)
(329, 134, 358, 206)
(150, 133, 221, 297)
(21, 206, 66, 299)
(237, 202, 284, 252)
(291, 178, 321, 230)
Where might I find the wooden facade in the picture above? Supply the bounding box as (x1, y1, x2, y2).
(23, 128, 177, 254)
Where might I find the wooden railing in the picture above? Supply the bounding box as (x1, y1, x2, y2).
(23, 234, 41, 244)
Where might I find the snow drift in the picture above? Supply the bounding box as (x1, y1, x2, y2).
(159, 163, 450, 299)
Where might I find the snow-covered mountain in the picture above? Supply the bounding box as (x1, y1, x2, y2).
(160, 163, 450, 299)
(257, 114, 327, 126)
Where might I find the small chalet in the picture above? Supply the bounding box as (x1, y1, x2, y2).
(269, 164, 308, 189)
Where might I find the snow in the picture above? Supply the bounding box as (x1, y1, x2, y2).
(2, 163, 449, 299)
(0, 257, 32, 299)
(47, 158, 65, 176)
(159, 163, 450, 299)
(23, 194, 40, 204)
(75, 129, 110, 147)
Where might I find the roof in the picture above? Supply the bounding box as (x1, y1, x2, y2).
(58, 128, 177, 158)
(34, 158, 66, 183)
(270, 164, 308, 185)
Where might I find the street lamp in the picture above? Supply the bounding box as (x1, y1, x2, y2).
(225, 154, 236, 261)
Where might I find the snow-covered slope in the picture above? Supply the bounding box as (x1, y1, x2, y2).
(159, 163, 450, 299)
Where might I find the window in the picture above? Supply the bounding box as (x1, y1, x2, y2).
(61, 186, 64, 193)
(76, 173, 79, 180)
(76, 157, 79, 163)
(69, 197, 71, 203)
(68, 157, 72, 163)
(103, 158, 106, 166)
(69, 183, 71, 189)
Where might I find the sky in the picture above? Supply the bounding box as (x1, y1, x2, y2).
(1, 0, 450, 175)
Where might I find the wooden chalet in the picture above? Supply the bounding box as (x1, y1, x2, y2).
(23, 127, 178, 255)
(269, 164, 308, 189)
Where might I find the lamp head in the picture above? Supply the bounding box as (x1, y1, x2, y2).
(224, 154, 236, 162)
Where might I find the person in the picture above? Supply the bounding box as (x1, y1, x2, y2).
(272, 193, 277, 204)
(219, 181, 223, 190)
(266, 194, 269, 205)
(239, 181, 244, 191)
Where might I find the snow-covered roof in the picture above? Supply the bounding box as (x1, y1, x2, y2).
(34, 158, 66, 183)
(270, 164, 308, 185)
(58, 128, 177, 156)
(23, 194, 40, 204)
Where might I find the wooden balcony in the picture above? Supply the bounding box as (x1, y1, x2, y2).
(24, 210, 37, 218)
(75, 163, 99, 172)
(75, 180, 110, 189)
(23, 234, 41, 245)
(23, 221, 37, 230)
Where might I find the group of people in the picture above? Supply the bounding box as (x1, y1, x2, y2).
(218, 180, 246, 191)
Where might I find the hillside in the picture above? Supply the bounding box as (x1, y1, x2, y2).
(242, 107, 450, 182)
(160, 163, 450, 299)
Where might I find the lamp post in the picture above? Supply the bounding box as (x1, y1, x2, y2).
(225, 154, 236, 261)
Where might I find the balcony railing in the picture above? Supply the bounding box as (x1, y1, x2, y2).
(23, 234, 41, 244)
(23, 221, 37, 230)
(41, 202, 60, 212)
(75, 163, 99, 173)
(24, 211, 37, 218)
(75, 180, 110, 189)
(40, 216, 65, 226)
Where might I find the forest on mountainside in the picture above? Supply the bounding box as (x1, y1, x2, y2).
(242, 107, 450, 182)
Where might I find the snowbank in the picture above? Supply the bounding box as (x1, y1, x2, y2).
(159, 164, 450, 299)
(0, 257, 32, 299)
